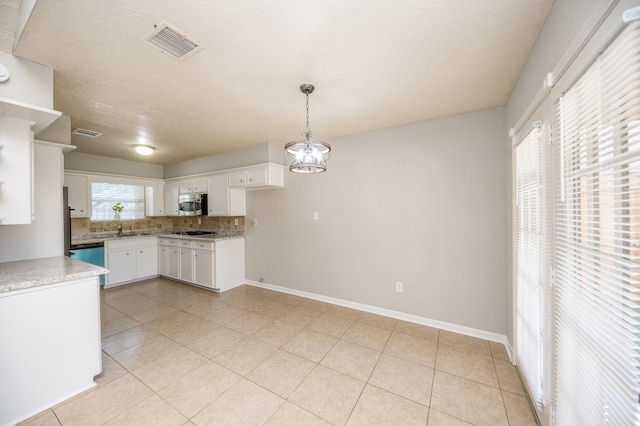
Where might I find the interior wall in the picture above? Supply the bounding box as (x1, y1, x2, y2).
(0, 50, 53, 108)
(246, 107, 509, 335)
(163, 143, 273, 179)
(64, 152, 164, 179)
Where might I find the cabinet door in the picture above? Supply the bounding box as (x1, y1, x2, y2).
(179, 248, 193, 282)
(166, 247, 180, 279)
(145, 182, 165, 216)
(165, 181, 180, 216)
(207, 174, 231, 216)
(135, 244, 158, 279)
(158, 246, 167, 276)
(65, 174, 90, 218)
(193, 177, 208, 193)
(228, 172, 247, 188)
(193, 249, 214, 288)
(179, 180, 193, 194)
(106, 249, 134, 285)
(246, 167, 268, 187)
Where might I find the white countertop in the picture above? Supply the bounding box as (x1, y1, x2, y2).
(0, 256, 108, 293)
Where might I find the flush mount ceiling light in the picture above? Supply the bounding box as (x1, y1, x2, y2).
(285, 84, 331, 174)
(135, 145, 155, 155)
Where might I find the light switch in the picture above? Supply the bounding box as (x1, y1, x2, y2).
(313, 211, 319, 220)
(251, 218, 258, 227)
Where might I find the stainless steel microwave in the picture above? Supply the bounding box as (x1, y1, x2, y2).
(178, 193, 208, 216)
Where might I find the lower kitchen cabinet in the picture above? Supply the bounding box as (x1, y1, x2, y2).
(158, 237, 244, 291)
(193, 249, 214, 288)
(179, 246, 194, 282)
(104, 236, 158, 288)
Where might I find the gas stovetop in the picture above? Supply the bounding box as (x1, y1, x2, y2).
(171, 231, 215, 236)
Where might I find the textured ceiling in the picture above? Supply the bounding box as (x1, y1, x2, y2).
(4, 0, 553, 165)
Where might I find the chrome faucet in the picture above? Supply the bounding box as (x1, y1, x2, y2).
(117, 223, 123, 236)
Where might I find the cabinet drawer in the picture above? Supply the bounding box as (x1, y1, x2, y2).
(193, 241, 214, 251)
(158, 238, 167, 245)
(166, 239, 180, 246)
(179, 240, 193, 248)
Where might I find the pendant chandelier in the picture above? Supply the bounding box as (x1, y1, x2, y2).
(285, 84, 331, 173)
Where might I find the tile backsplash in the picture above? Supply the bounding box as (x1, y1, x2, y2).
(71, 216, 245, 238)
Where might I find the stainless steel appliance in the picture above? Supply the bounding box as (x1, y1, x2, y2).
(178, 193, 208, 216)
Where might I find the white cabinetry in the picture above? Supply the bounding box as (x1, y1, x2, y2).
(64, 173, 90, 218)
(179, 240, 194, 282)
(179, 176, 208, 194)
(104, 236, 158, 287)
(106, 248, 134, 284)
(158, 236, 244, 291)
(208, 174, 246, 216)
(0, 118, 33, 224)
(164, 239, 180, 279)
(193, 240, 215, 288)
(145, 182, 165, 216)
(228, 164, 284, 190)
(0, 275, 101, 426)
(0, 98, 60, 226)
(165, 181, 180, 216)
(158, 243, 167, 276)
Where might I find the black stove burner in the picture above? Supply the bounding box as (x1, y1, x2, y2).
(172, 231, 215, 236)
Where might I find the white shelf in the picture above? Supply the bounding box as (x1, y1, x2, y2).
(0, 97, 61, 133)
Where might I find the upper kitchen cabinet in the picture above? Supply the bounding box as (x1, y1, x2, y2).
(229, 163, 284, 190)
(64, 173, 90, 218)
(145, 182, 165, 216)
(0, 97, 60, 225)
(165, 181, 180, 216)
(207, 174, 246, 216)
(179, 176, 208, 194)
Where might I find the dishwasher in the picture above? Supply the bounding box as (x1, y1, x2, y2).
(69, 242, 105, 285)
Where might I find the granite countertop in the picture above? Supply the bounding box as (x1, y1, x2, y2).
(72, 230, 244, 246)
(0, 256, 108, 294)
(158, 231, 244, 242)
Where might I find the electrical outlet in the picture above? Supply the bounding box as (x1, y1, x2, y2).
(396, 282, 403, 293)
(197, 218, 201, 225)
(313, 211, 319, 220)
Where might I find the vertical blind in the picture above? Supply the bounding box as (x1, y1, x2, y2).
(91, 182, 145, 220)
(515, 125, 545, 411)
(553, 21, 640, 424)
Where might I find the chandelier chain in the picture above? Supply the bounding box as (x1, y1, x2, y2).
(305, 93, 312, 140)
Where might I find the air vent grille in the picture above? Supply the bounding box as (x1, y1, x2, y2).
(71, 128, 102, 138)
(143, 21, 203, 61)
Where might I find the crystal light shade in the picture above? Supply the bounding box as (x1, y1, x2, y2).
(285, 83, 331, 173)
(285, 138, 331, 173)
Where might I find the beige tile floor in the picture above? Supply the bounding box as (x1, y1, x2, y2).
(21, 278, 537, 426)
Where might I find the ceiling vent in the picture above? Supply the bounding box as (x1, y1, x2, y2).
(143, 21, 204, 61)
(71, 128, 102, 138)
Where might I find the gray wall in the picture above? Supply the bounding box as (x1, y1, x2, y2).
(164, 143, 277, 179)
(246, 107, 509, 334)
(65, 152, 164, 179)
(0, 51, 53, 108)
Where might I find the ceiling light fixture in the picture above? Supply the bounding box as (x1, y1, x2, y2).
(285, 84, 331, 174)
(135, 145, 155, 155)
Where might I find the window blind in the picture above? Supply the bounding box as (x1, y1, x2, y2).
(553, 21, 640, 425)
(91, 182, 145, 221)
(515, 125, 546, 411)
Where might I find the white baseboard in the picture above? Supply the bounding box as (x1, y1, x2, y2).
(246, 279, 511, 358)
